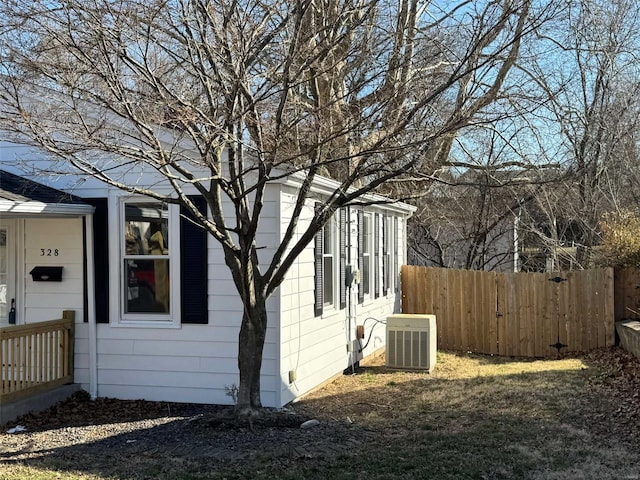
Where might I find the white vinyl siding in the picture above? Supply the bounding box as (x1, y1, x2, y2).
(279, 199, 411, 407)
(4, 150, 414, 408)
(23, 218, 85, 323)
(93, 323, 279, 406)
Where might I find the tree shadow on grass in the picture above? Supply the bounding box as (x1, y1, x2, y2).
(2, 350, 640, 479)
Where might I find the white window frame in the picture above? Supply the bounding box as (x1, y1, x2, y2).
(322, 214, 338, 310)
(111, 195, 181, 327)
(362, 213, 374, 300)
(384, 215, 394, 295)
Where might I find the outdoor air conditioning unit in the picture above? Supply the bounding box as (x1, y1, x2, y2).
(386, 314, 437, 372)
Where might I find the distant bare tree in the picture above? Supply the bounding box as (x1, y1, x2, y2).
(522, 0, 640, 268)
(0, 0, 550, 416)
(407, 131, 561, 271)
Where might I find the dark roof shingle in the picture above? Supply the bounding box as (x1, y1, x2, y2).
(0, 170, 87, 205)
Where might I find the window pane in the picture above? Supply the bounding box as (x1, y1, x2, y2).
(125, 203, 169, 255)
(383, 255, 390, 290)
(125, 259, 170, 313)
(323, 221, 334, 254)
(363, 217, 370, 254)
(362, 254, 370, 295)
(323, 257, 333, 305)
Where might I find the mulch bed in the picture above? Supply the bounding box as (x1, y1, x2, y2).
(0, 389, 369, 471)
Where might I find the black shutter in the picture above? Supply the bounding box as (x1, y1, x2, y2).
(84, 198, 109, 324)
(383, 215, 388, 296)
(82, 217, 88, 322)
(181, 196, 209, 324)
(394, 217, 399, 293)
(339, 207, 347, 310)
(314, 203, 324, 317)
(357, 209, 364, 304)
(374, 213, 380, 299)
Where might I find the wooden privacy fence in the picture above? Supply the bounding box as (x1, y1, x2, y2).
(401, 266, 615, 357)
(0, 311, 75, 403)
(614, 268, 640, 322)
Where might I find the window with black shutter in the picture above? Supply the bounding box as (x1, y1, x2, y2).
(314, 204, 340, 316)
(339, 207, 347, 310)
(90, 194, 209, 325)
(357, 209, 365, 305)
(383, 215, 389, 296)
(314, 203, 324, 317)
(394, 217, 399, 293)
(374, 213, 380, 299)
(84, 198, 109, 324)
(322, 217, 337, 308)
(180, 196, 209, 324)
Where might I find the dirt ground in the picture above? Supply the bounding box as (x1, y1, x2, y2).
(1, 347, 639, 479)
(0, 392, 363, 465)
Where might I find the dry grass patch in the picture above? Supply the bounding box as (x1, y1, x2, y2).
(1, 348, 639, 480)
(299, 351, 590, 426)
(0, 466, 110, 480)
(292, 349, 640, 479)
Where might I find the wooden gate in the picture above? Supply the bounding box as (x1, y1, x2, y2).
(614, 268, 640, 322)
(401, 266, 615, 357)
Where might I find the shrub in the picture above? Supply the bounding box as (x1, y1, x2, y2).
(599, 210, 640, 268)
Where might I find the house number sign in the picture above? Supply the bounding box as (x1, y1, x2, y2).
(40, 248, 60, 256)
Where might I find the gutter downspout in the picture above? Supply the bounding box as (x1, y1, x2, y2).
(84, 213, 98, 399)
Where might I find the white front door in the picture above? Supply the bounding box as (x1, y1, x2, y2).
(0, 220, 17, 325)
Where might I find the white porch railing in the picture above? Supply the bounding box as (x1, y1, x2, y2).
(0, 311, 75, 403)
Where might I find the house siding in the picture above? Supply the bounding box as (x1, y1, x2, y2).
(88, 186, 282, 406)
(2, 141, 413, 408)
(277, 192, 408, 406)
(23, 218, 85, 321)
(20, 217, 90, 390)
(91, 324, 277, 406)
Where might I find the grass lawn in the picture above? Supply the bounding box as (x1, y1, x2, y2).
(2, 348, 639, 480)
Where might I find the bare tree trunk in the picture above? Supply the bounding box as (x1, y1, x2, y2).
(237, 295, 267, 416)
(222, 236, 268, 416)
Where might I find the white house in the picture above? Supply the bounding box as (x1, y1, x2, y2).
(0, 142, 415, 408)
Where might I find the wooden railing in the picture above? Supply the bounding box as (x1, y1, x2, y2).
(0, 311, 75, 403)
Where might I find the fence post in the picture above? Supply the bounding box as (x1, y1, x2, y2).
(62, 310, 75, 381)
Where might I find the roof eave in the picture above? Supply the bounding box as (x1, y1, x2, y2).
(0, 200, 95, 217)
(279, 172, 417, 216)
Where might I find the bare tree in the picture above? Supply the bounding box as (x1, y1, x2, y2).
(522, 0, 640, 268)
(406, 108, 566, 271)
(0, 0, 549, 416)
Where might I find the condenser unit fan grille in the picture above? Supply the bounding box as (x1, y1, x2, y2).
(385, 314, 436, 372)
